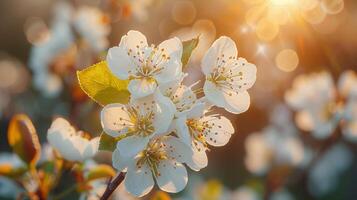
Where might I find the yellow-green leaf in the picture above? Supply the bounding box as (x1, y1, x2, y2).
(7, 114, 41, 166)
(77, 61, 130, 106)
(99, 133, 126, 152)
(86, 164, 115, 182)
(181, 36, 199, 68)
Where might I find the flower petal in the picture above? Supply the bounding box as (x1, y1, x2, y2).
(82, 137, 99, 159)
(186, 148, 208, 171)
(128, 78, 157, 99)
(174, 117, 191, 146)
(119, 30, 148, 53)
(201, 36, 238, 75)
(112, 147, 132, 172)
(117, 136, 150, 158)
(162, 136, 193, 163)
(202, 115, 234, 147)
(101, 104, 131, 137)
(124, 164, 154, 197)
(223, 90, 251, 114)
(203, 81, 226, 108)
(106, 46, 134, 80)
(156, 160, 188, 193)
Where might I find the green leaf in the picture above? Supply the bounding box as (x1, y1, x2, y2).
(7, 114, 41, 167)
(181, 36, 199, 68)
(77, 61, 130, 106)
(86, 164, 115, 182)
(98, 133, 125, 152)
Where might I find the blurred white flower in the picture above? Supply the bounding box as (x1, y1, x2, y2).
(47, 118, 99, 162)
(175, 103, 234, 171)
(245, 126, 308, 175)
(74, 6, 110, 53)
(308, 143, 353, 197)
(80, 180, 107, 200)
(0, 153, 24, 198)
(130, 0, 154, 22)
(231, 186, 261, 200)
(112, 136, 192, 197)
(107, 30, 183, 99)
(339, 70, 357, 141)
(285, 72, 339, 139)
(202, 36, 257, 114)
(286, 71, 357, 141)
(29, 2, 74, 97)
(101, 91, 175, 158)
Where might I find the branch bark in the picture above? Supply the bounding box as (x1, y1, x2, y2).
(100, 172, 126, 200)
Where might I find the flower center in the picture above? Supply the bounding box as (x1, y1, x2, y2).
(186, 119, 210, 151)
(136, 140, 167, 177)
(126, 107, 155, 137)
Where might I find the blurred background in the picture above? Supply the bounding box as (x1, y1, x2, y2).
(1, 0, 357, 199)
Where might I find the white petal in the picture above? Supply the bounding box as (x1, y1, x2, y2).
(156, 160, 188, 193)
(152, 91, 176, 135)
(117, 136, 150, 158)
(82, 137, 99, 159)
(174, 117, 192, 146)
(223, 90, 251, 114)
(154, 37, 183, 83)
(124, 164, 154, 197)
(119, 30, 148, 52)
(186, 103, 205, 119)
(162, 136, 193, 163)
(128, 78, 157, 99)
(186, 149, 208, 171)
(158, 37, 183, 60)
(231, 58, 257, 91)
(112, 147, 132, 171)
(202, 115, 234, 147)
(106, 46, 134, 80)
(101, 104, 131, 137)
(201, 36, 238, 75)
(203, 81, 226, 108)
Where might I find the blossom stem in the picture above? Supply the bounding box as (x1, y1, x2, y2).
(100, 172, 126, 200)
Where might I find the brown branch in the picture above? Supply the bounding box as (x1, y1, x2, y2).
(100, 172, 126, 200)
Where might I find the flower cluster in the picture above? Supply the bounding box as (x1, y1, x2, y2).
(244, 105, 311, 175)
(101, 30, 257, 196)
(285, 71, 357, 140)
(29, 2, 110, 97)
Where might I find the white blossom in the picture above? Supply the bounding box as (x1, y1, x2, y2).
(107, 30, 183, 99)
(244, 126, 308, 175)
(74, 6, 110, 52)
(175, 103, 234, 171)
(202, 36, 257, 114)
(231, 186, 261, 200)
(285, 72, 339, 139)
(101, 91, 175, 158)
(112, 136, 192, 197)
(47, 118, 99, 162)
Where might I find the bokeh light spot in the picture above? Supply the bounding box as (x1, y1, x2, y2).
(172, 0, 196, 25)
(321, 0, 344, 15)
(256, 18, 279, 41)
(275, 49, 299, 72)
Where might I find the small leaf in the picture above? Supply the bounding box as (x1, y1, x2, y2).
(181, 36, 199, 68)
(99, 133, 125, 152)
(77, 61, 130, 106)
(86, 164, 115, 182)
(7, 114, 41, 166)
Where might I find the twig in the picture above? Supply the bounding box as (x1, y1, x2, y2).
(100, 172, 126, 200)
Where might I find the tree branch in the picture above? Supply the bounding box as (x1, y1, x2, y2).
(100, 172, 126, 200)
